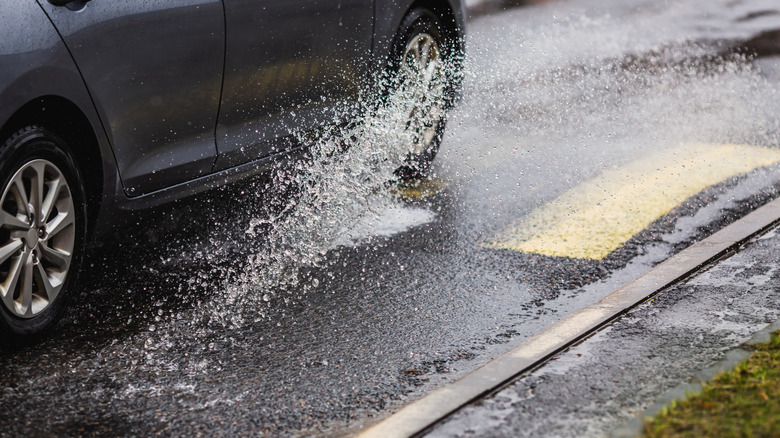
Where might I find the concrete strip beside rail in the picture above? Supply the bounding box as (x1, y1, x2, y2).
(356, 196, 780, 438)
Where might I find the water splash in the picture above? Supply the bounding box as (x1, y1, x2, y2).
(197, 56, 453, 327)
(9, 3, 780, 437)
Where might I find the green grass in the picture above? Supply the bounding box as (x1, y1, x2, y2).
(643, 331, 780, 438)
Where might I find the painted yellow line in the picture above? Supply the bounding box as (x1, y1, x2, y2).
(393, 177, 448, 200)
(484, 144, 780, 260)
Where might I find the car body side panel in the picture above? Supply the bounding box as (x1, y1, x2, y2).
(0, 4, 100, 134)
(102, 0, 467, 233)
(213, 0, 374, 171)
(36, 0, 225, 197)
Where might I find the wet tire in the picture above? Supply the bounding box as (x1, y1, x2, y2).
(391, 8, 460, 181)
(0, 126, 86, 349)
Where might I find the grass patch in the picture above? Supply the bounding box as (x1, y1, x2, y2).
(643, 330, 780, 437)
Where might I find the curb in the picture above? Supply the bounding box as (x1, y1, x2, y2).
(356, 196, 780, 438)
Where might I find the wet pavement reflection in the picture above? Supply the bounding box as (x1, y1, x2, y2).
(3, 0, 780, 436)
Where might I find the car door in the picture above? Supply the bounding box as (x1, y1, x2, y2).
(213, 0, 374, 171)
(36, 0, 225, 196)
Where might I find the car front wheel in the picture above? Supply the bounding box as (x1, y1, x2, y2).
(0, 126, 85, 348)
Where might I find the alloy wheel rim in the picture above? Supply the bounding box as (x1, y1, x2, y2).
(0, 159, 75, 318)
(401, 32, 446, 155)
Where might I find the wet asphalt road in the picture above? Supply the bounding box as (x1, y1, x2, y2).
(428, 222, 780, 438)
(3, 0, 780, 436)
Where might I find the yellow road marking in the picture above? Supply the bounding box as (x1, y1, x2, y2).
(393, 177, 449, 200)
(484, 144, 780, 260)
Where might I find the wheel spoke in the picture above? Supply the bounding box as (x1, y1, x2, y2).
(30, 161, 45, 227)
(1, 248, 28, 310)
(46, 211, 74, 239)
(3, 248, 26, 291)
(35, 261, 58, 301)
(0, 239, 23, 265)
(40, 175, 63, 225)
(423, 61, 439, 84)
(423, 127, 437, 145)
(1, 256, 19, 305)
(40, 245, 70, 271)
(19, 252, 34, 316)
(10, 175, 30, 216)
(0, 210, 29, 231)
(419, 39, 432, 66)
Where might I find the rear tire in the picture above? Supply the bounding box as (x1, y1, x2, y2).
(391, 8, 460, 180)
(0, 126, 86, 349)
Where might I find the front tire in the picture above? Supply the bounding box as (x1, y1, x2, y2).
(0, 126, 86, 348)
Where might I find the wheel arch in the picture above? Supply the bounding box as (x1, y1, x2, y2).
(408, 0, 464, 43)
(0, 96, 104, 235)
(376, 0, 465, 55)
(374, 0, 466, 102)
(407, 0, 465, 101)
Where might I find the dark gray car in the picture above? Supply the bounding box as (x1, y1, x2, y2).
(0, 0, 465, 346)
